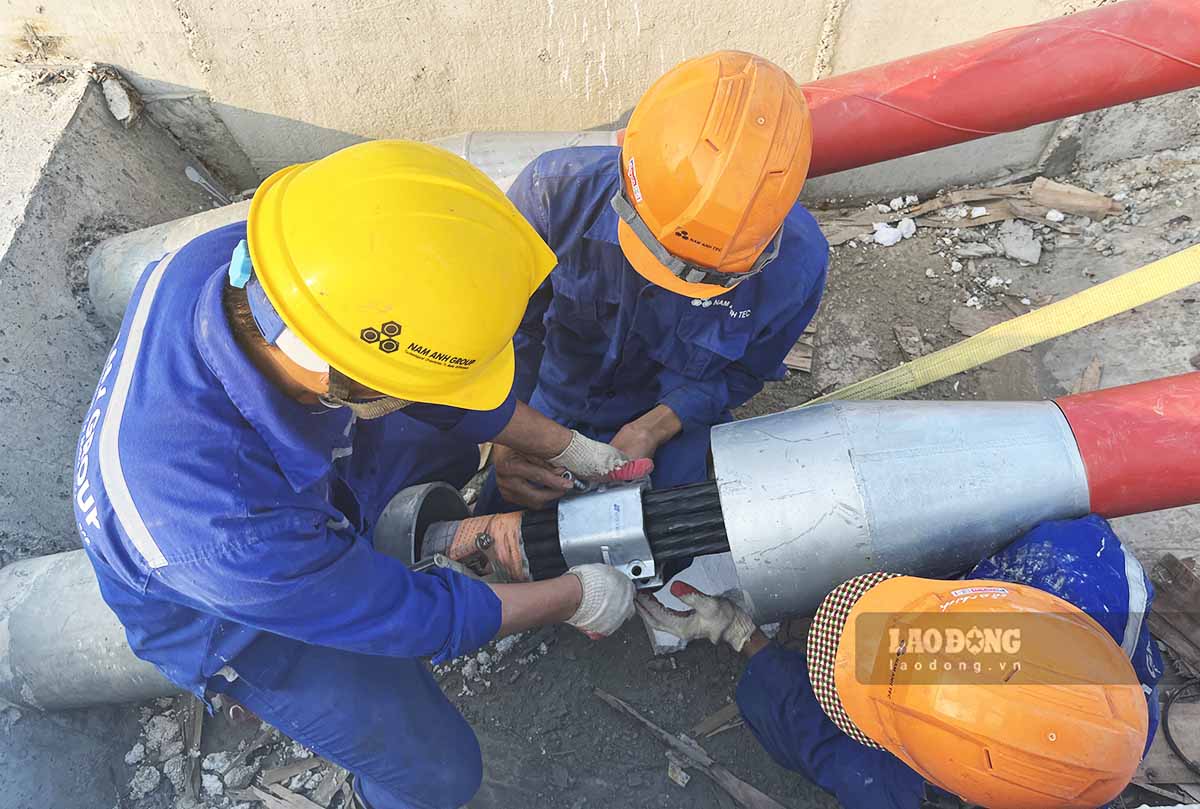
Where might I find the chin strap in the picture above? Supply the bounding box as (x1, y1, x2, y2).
(320, 367, 413, 420)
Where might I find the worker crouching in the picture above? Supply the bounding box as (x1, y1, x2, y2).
(639, 516, 1162, 809)
(72, 141, 639, 809)
(478, 50, 829, 514)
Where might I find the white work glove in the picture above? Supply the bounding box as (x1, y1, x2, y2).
(549, 430, 629, 480)
(566, 564, 636, 637)
(635, 582, 758, 652)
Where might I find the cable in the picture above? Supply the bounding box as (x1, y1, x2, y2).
(1162, 677, 1200, 781)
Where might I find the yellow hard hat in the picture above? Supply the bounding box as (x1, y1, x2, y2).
(246, 140, 557, 410)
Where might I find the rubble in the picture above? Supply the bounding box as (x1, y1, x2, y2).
(202, 750, 233, 772)
(223, 762, 260, 791)
(129, 766, 161, 800)
(872, 217, 916, 246)
(163, 755, 189, 794)
(201, 771, 224, 797)
(145, 713, 182, 752)
(998, 220, 1042, 265)
(124, 741, 146, 765)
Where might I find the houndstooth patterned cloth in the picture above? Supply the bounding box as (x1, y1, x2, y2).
(806, 571, 900, 749)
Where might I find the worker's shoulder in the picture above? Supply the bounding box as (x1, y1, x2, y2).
(524, 145, 620, 185)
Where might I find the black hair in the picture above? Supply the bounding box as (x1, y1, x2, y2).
(222, 283, 267, 351)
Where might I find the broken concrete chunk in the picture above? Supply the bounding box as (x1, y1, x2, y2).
(950, 306, 1008, 336)
(223, 762, 259, 791)
(954, 243, 995, 258)
(893, 324, 925, 360)
(201, 771, 224, 797)
(998, 220, 1042, 265)
(129, 766, 162, 800)
(145, 714, 181, 751)
(202, 750, 233, 772)
(1045, 208, 1066, 223)
(163, 755, 189, 794)
(124, 741, 146, 765)
(889, 197, 905, 210)
(159, 738, 185, 761)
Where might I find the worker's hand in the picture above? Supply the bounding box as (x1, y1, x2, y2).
(565, 564, 636, 638)
(548, 430, 629, 481)
(610, 421, 661, 462)
(610, 404, 683, 462)
(492, 444, 573, 509)
(635, 582, 759, 653)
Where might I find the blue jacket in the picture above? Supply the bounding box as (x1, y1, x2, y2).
(72, 223, 509, 698)
(507, 147, 828, 432)
(737, 515, 1163, 809)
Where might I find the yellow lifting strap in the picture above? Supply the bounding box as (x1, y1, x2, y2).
(802, 244, 1200, 407)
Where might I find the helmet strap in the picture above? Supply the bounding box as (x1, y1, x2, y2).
(320, 367, 412, 420)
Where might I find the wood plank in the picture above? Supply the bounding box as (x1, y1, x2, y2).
(311, 767, 348, 807)
(596, 688, 790, 809)
(690, 703, 741, 738)
(260, 758, 324, 786)
(268, 783, 327, 809)
(1029, 177, 1121, 218)
(1149, 554, 1200, 676)
(1071, 356, 1103, 394)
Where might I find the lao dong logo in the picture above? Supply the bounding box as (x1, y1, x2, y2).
(888, 625, 1022, 656)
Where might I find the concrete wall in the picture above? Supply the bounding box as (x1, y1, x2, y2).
(5, 0, 1106, 187)
(0, 65, 221, 565)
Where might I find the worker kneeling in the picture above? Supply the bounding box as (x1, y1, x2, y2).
(639, 516, 1162, 809)
(73, 141, 637, 809)
(480, 50, 828, 511)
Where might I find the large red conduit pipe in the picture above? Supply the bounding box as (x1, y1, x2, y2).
(1056, 371, 1200, 518)
(801, 0, 1200, 177)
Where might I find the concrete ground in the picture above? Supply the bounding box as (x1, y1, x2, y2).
(2, 66, 1198, 809)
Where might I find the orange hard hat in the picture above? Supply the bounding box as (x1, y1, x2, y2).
(808, 574, 1148, 809)
(613, 51, 813, 299)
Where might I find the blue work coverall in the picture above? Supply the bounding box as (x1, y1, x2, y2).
(478, 146, 828, 511)
(73, 223, 516, 809)
(736, 515, 1164, 809)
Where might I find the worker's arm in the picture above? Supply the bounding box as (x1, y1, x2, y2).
(724, 287, 824, 410)
(161, 517, 630, 663)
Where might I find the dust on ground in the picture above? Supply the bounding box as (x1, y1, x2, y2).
(18, 142, 1200, 809)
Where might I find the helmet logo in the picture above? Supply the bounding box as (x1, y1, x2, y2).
(625, 157, 644, 204)
(674, 228, 721, 253)
(360, 321, 402, 354)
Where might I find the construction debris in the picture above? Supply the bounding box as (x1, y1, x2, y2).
(1137, 703, 1200, 785)
(666, 751, 692, 787)
(815, 176, 1110, 247)
(997, 220, 1042, 265)
(783, 324, 817, 372)
(1029, 176, 1123, 219)
(872, 217, 916, 246)
(690, 703, 742, 739)
(893, 324, 925, 360)
(261, 758, 324, 786)
(1149, 555, 1200, 678)
(1071, 356, 1104, 394)
(595, 688, 789, 809)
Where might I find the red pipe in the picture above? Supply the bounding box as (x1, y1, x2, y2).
(1056, 372, 1200, 518)
(801, 0, 1200, 177)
